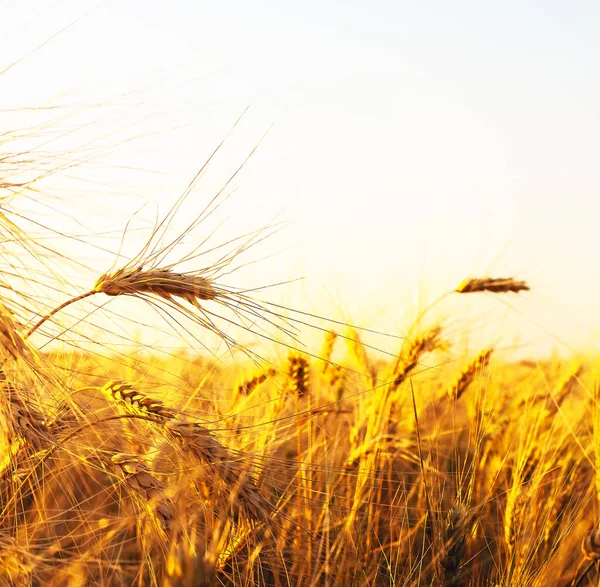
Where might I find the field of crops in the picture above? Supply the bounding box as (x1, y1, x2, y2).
(0, 248, 596, 585)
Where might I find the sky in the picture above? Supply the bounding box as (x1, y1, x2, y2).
(1, 0, 599, 358)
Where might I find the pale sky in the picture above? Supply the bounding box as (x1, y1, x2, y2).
(1, 1, 599, 358)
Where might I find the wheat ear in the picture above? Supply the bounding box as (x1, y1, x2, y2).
(102, 381, 272, 525)
(456, 277, 529, 294)
(94, 267, 217, 305)
(439, 505, 470, 587)
(104, 452, 175, 532)
(320, 330, 337, 373)
(447, 349, 493, 401)
(286, 353, 310, 398)
(164, 420, 272, 524)
(571, 526, 600, 587)
(389, 325, 443, 390)
(25, 267, 219, 339)
(236, 368, 276, 397)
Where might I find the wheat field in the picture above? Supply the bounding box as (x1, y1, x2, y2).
(0, 217, 597, 587)
(0, 8, 596, 583)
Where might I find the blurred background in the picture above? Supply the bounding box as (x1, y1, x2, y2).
(1, 0, 599, 358)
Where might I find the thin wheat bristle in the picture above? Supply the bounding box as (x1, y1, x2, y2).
(456, 277, 529, 294)
(447, 349, 493, 401)
(94, 267, 217, 307)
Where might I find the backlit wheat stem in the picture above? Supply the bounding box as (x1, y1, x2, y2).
(24, 290, 96, 339)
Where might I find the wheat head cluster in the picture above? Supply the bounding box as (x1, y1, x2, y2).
(0, 133, 597, 587)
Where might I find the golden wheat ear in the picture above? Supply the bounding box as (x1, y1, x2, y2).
(94, 268, 217, 306)
(286, 353, 310, 398)
(105, 452, 175, 532)
(389, 325, 444, 389)
(447, 348, 493, 402)
(456, 277, 529, 294)
(25, 267, 220, 340)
